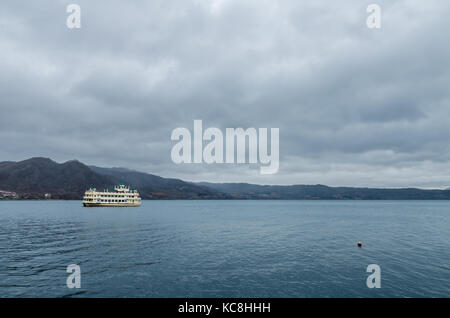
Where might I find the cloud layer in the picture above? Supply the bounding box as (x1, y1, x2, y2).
(1, 0, 450, 187)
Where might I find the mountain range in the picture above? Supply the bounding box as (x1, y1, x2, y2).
(1, 157, 450, 200)
(0, 158, 226, 199)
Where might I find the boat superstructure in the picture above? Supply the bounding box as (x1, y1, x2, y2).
(82, 184, 142, 207)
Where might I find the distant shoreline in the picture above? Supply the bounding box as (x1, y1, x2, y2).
(2, 158, 450, 201)
(2, 198, 450, 201)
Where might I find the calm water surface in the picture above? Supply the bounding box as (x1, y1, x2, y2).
(0, 200, 449, 297)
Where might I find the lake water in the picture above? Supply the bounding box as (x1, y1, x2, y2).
(0, 200, 449, 297)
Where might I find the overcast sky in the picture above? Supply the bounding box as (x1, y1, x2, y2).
(1, 0, 450, 188)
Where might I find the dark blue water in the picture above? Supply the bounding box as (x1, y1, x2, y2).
(0, 200, 449, 297)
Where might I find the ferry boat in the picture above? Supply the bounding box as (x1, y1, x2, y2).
(82, 184, 142, 207)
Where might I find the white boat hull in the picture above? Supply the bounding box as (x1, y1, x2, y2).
(83, 202, 141, 207)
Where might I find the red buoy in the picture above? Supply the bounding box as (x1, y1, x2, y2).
(357, 241, 362, 247)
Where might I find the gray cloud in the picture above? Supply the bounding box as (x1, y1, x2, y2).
(1, 0, 450, 188)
